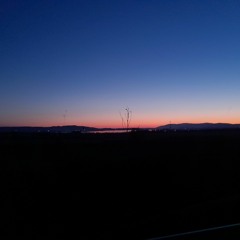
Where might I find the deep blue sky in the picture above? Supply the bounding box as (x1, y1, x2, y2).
(1, 0, 240, 127)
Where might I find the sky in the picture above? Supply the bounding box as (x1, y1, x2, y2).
(1, 0, 240, 128)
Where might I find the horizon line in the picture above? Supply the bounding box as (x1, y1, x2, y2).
(0, 122, 239, 129)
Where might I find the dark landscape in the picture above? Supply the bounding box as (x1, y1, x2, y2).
(1, 129, 240, 239)
(2, 0, 240, 238)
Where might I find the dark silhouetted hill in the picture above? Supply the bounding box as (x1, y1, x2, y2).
(0, 125, 98, 133)
(156, 123, 240, 131)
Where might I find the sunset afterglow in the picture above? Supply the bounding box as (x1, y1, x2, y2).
(1, 0, 240, 128)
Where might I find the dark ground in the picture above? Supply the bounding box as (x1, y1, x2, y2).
(1, 130, 240, 239)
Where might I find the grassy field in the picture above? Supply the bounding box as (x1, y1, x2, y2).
(1, 130, 240, 239)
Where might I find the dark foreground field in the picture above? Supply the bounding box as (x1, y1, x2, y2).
(1, 130, 240, 239)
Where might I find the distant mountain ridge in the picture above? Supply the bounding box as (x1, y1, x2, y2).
(156, 123, 240, 131)
(0, 125, 98, 133)
(0, 125, 133, 133)
(1, 123, 240, 133)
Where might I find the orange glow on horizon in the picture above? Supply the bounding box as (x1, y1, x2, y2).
(2, 116, 240, 128)
(0, 113, 240, 128)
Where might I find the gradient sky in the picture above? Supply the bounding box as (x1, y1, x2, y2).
(1, 0, 240, 128)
